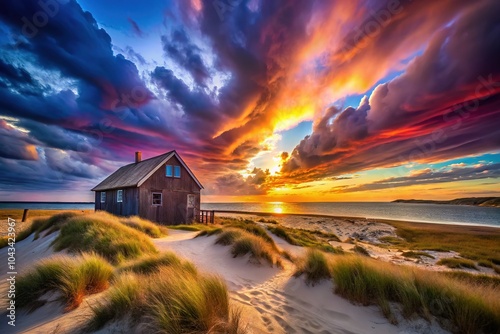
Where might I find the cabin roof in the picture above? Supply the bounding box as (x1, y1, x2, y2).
(91, 150, 204, 191)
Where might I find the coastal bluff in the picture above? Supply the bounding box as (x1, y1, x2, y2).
(393, 197, 500, 208)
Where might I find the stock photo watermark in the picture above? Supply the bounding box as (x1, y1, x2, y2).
(6, 217, 17, 327)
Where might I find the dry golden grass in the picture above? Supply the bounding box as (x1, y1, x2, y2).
(330, 254, 500, 333)
(86, 265, 245, 333)
(380, 220, 500, 266)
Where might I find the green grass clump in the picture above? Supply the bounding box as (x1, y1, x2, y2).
(437, 258, 478, 270)
(119, 216, 168, 238)
(52, 212, 157, 264)
(231, 234, 281, 267)
(196, 227, 223, 237)
(442, 271, 500, 288)
(17, 253, 113, 310)
(218, 218, 274, 244)
(294, 249, 332, 286)
(168, 224, 214, 231)
(401, 251, 435, 259)
(215, 229, 243, 246)
(0, 212, 79, 248)
(330, 255, 500, 333)
(353, 245, 370, 257)
(119, 252, 197, 275)
(210, 228, 281, 267)
(268, 225, 342, 253)
(87, 266, 244, 333)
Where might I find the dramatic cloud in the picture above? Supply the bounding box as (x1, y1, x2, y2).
(282, 0, 500, 184)
(0, 0, 499, 200)
(335, 163, 500, 193)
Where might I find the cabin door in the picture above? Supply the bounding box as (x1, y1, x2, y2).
(187, 194, 196, 223)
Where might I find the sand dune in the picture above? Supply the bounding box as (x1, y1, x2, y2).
(154, 230, 448, 334)
(0, 222, 450, 333)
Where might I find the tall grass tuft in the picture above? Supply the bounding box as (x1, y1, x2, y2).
(119, 216, 168, 238)
(52, 212, 157, 263)
(87, 265, 245, 333)
(119, 252, 197, 275)
(330, 254, 500, 333)
(17, 253, 113, 311)
(215, 229, 243, 246)
(231, 234, 281, 267)
(268, 225, 342, 253)
(437, 257, 478, 270)
(0, 212, 79, 248)
(294, 249, 332, 286)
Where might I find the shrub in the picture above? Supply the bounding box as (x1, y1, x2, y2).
(294, 249, 332, 285)
(52, 212, 157, 263)
(437, 257, 478, 270)
(119, 216, 168, 238)
(17, 254, 113, 311)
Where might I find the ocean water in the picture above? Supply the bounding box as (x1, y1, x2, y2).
(1, 201, 499, 228)
(201, 202, 500, 228)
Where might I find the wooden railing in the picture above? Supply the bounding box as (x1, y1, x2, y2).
(199, 210, 215, 224)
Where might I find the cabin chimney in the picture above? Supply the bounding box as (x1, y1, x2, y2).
(135, 151, 142, 163)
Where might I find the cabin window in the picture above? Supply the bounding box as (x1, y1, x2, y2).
(174, 166, 181, 178)
(117, 190, 123, 203)
(166, 165, 173, 177)
(152, 192, 162, 206)
(100, 192, 106, 203)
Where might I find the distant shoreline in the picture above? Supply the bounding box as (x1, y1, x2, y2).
(393, 197, 500, 208)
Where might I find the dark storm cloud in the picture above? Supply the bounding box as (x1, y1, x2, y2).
(0, 0, 152, 109)
(161, 29, 210, 85)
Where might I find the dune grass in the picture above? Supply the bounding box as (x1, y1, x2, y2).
(86, 266, 244, 333)
(168, 224, 215, 231)
(268, 225, 343, 253)
(401, 251, 435, 259)
(217, 218, 274, 244)
(119, 252, 197, 275)
(294, 249, 332, 286)
(380, 220, 500, 267)
(441, 271, 500, 288)
(52, 212, 157, 264)
(0, 212, 79, 248)
(119, 216, 168, 238)
(17, 253, 113, 311)
(330, 254, 500, 333)
(437, 257, 479, 270)
(352, 244, 370, 257)
(211, 228, 281, 267)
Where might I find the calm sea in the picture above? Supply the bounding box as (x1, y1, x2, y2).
(1, 202, 499, 228)
(201, 202, 500, 228)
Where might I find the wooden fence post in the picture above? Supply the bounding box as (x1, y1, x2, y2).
(22, 209, 29, 222)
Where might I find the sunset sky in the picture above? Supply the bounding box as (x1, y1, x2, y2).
(0, 0, 499, 202)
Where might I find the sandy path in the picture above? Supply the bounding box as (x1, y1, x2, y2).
(154, 230, 434, 334)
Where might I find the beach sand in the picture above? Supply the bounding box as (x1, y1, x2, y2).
(1, 210, 498, 333)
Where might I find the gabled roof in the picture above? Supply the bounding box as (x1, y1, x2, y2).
(91, 151, 203, 191)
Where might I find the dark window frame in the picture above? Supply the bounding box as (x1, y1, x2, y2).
(152, 192, 162, 206)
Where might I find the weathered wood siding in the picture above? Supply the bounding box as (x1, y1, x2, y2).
(94, 187, 139, 217)
(138, 155, 201, 224)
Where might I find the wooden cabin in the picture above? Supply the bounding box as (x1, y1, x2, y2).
(91, 151, 203, 224)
